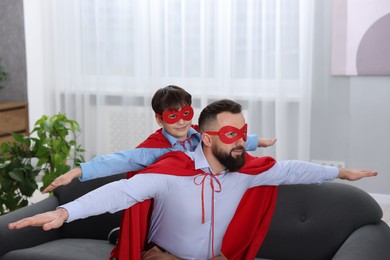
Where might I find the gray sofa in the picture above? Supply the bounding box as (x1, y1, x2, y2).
(0, 174, 389, 260)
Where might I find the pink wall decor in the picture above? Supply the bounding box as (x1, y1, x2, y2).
(331, 0, 390, 76)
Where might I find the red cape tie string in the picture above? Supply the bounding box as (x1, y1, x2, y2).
(194, 172, 222, 260)
(177, 133, 197, 150)
(179, 138, 192, 150)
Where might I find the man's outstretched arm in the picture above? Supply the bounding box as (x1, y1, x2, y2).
(9, 174, 170, 231)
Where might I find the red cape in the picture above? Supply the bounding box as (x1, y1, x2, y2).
(111, 129, 278, 260)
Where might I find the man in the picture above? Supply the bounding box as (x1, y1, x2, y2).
(9, 99, 377, 260)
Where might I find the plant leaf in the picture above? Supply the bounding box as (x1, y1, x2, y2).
(19, 178, 38, 196)
(9, 169, 24, 182)
(11, 133, 25, 143)
(35, 146, 49, 158)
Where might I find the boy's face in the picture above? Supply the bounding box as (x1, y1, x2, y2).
(156, 105, 194, 141)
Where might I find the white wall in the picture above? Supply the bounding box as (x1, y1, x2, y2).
(23, 0, 46, 130)
(310, 1, 390, 195)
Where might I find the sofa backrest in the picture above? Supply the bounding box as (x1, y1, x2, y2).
(54, 173, 127, 240)
(256, 182, 383, 260)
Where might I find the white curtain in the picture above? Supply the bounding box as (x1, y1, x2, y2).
(30, 0, 314, 161)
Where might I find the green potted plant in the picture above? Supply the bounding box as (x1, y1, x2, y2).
(0, 63, 8, 90)
(0, 134, 38, 214)
(31, 113, 85, 188)
(0, 113, 85, 215)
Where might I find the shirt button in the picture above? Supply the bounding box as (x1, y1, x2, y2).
(201, 240, 204, 243)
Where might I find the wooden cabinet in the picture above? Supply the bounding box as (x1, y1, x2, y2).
(0, 102, 29, 145)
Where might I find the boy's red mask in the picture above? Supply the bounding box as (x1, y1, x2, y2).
(156, 105, 194, 124)
(206, 123, 248, 144)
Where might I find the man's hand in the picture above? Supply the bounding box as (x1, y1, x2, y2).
(338, 168, 378, 181)
(8, 208, 69, 231)
(42, 167, 82, 193)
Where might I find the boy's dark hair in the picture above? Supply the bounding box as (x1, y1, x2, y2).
(151, 85, 192, 114)
(198, 99, 242, 132)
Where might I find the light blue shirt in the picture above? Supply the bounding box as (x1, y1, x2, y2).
(79, 127, 259, 181)
(62, 144, 338, 260)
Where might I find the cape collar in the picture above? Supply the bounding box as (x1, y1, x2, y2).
(192, 142, 228, 176)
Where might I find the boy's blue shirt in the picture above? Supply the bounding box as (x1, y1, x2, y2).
(79, 127, 258, 181)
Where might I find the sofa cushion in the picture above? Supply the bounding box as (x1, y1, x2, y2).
(333, 222, 390, 259)
(1, 238, 115, 260)
(0, 197, 61, 257)
(257, 182, 383, 260)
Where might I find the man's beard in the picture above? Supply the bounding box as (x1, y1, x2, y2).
(212, 145, 246, 172)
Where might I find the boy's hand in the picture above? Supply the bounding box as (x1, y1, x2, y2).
(258, 138, 277, 148)
(8, 208, 69, 231)
(338, 168, 378, 181)
(42, 167, 82, 193)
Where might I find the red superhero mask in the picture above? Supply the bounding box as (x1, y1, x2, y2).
(206, 123, 248, 144)
(156, 105, 194, 124)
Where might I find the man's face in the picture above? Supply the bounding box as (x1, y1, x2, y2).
(156, 105, 193, 141)
(208, 112, 247, 171)
(212, 144, 245, 172)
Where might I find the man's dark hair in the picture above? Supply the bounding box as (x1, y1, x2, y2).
(198, 99, 242, 132)
(151, 85, 192, 114)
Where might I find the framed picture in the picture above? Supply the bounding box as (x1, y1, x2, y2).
(331, 0, 390, 76)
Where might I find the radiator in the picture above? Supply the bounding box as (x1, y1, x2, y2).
(100, 105, 157, 153)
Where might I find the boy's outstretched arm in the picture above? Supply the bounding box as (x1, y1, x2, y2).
(42, 148, 170, 193)
(42, 168, 82, 193)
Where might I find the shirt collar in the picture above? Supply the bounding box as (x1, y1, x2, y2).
(192, 142, 226, 175)
(162, 126, 199, 146)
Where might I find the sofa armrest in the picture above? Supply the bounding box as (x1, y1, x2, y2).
(0, 196, 61, 257)
(257, 183, 385, 260)
(333, 221, 390, 260)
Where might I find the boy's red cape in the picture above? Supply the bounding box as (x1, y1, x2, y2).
(110, 128, 278, 260)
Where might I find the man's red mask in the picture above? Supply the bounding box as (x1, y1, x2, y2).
(206, 123, 248, 144)
(156, 105, 194, 124)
